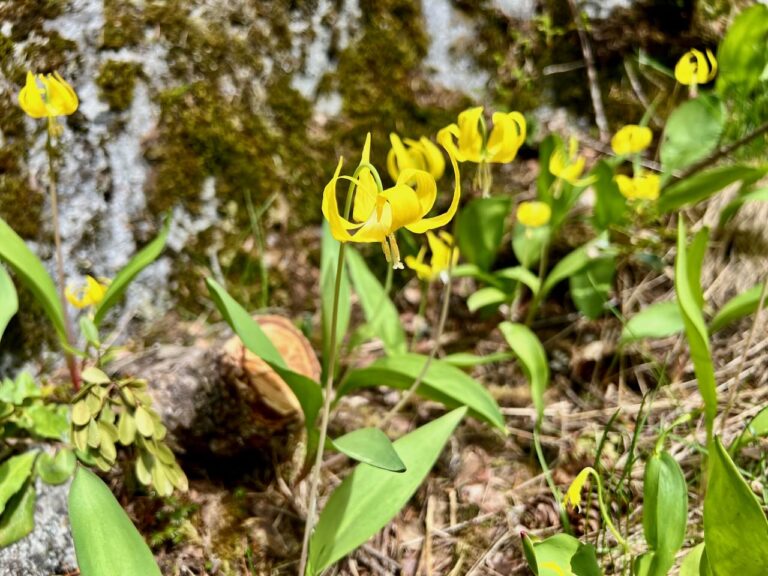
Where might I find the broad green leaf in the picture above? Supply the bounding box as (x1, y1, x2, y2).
(541, 236, 612, 301)
(308, 408, 466, 574)
(525, 533, 602, 576)
(499, 322, 549, 421)
(661, 95, 724, 175)
(0, 265, 18, 344)
(321, 221, 351, 375)
(679, 543, 706, 576)
(467, 287, 508, 313)
(93, 217, 170, 327)
(512, 223, 550, 269)
(36, 449, 77, 485)
(716, 5, 768, 96)
(570, 254, 615, 319)
(731, 405, 768, 453)
(25, 404, 69, 440)
(338, 354, 504, 431)
(522, 533, 539, 574)
(633, 553, 654, 576)
(643, 451, 687, 575)
(69, 466, 162, 576)
(719, 186, 768, 227)
(591, 161, 627, 231)
(710, 283, 767, 333)
(687, 228, 709, 310)
(442, 351, 515, 368)
(456, 196, 511, 271)
(675, 218, 717, 440)
(495, 266, 541, 294)
(659, 165, 767, 213)
(346, 248, 406, 355)
(0, 481, 36, 547)
(205, 278, 323, 453)
(621, 301, 684, 343)
(704, 437, 768, 575)
(0, 451, 37, 516)
(0, 217, 66, 343)
(330, 428, 405, 472)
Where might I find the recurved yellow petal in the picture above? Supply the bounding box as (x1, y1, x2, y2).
(615, 172, 660, 201)
(516, 201, 551, 228)
(409, 136, 445, 180)
(405, 246, 431, 281)
(486, 111, 526, 163)
(405, 149, 461, 234)
(18, 71, 78, 119)
(456, 107, 484, 163)
(65, 276, 109, 309)
(611, 124, 653, 155)
(675, 48, 717, 85)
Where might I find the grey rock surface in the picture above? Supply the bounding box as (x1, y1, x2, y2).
(0, 479, 76, 576)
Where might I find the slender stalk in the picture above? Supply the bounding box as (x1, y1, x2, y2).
(525, 241, 550, 326)
(46, 127, 80, 391)
(380, 249, 455, 427)
(533, 423, 571, 533)
(298, 241, 346, 576)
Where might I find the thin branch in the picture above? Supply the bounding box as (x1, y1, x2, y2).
(566, 0, 609, 141)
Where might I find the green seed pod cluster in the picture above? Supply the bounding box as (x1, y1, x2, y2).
(71, 367, 188, 497)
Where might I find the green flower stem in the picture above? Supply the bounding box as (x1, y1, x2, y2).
(409, 279, 428, 351)
(533, 423, 571, 534)
(585, 467, 629, 553)
(298, 161, 375, 576)
(46, 127, 81, 391)
(525, 240, 550, 326)
(380, 246, 455, 427)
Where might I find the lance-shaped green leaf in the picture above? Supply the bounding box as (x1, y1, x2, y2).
(522, 533, 602, 576)
(206, 278, 323, 453)
(679, 543, 706, 576)
(93, 217, 170, 327)
(719, 186, 768, 227)
(643, 451, 687, 576)
(0, 265, 18, 344)
(499, 322, 549, 422)
(541, 235, 612, 302)
(661, 94, 724, 175)
(674, 218, 717, 441)
(338, 354, 504, 431)
(0, 217, 66, 343)
(710, 283, 768, 333)
(308, 408, 466, 574)
(0, 451, 38, 516)
(329, 428, 405, 472)
(0, 481, 36, 548)
(345, 248, 406, 355)
(620, 301, 684, 343)
(716, 4, 768, 96)
(321, 221, 351, 375)
(731, 405, 768, 453)
(570, 254, 615, 319)
(442, 351, 515, 368)
(467, 287, 508, 313)
(704, 437, 768, 575)
(659, 165, 767, 213)
(69, 466, 161, 576)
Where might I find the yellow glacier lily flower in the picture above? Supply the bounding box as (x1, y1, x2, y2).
(516, 201, 551, 228)
(387, 133, 445, 182)
(549, 137, 595, 186)
(438, 106, 526, 164)
(322, 133, 460, 269)
(65, 276, 109, 309)
(611, 125, 653, 155)
(674, 48, 717, 86)
(614, 172, 660, 201)
(562, 467, 593, 513)
(405, 231, 459, 282)
(18, 71, 79, 119)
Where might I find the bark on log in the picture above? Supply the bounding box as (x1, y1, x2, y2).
(110, 315, 319, 463)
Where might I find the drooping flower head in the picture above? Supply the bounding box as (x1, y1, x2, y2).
(611, 125, 653, 156)
(549, 137, 595, 186)
(18, 71, 79, 119)
(674, 49, 717, 86)
(405, 231, 459, 282)
(516, 201, 551, 228)
(438, 106, 526, 164)
(387, 133, 445, 182)
(322, 133, 460, 269)
(615, 172, 660, 201)
(65, 276, 109, 309)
